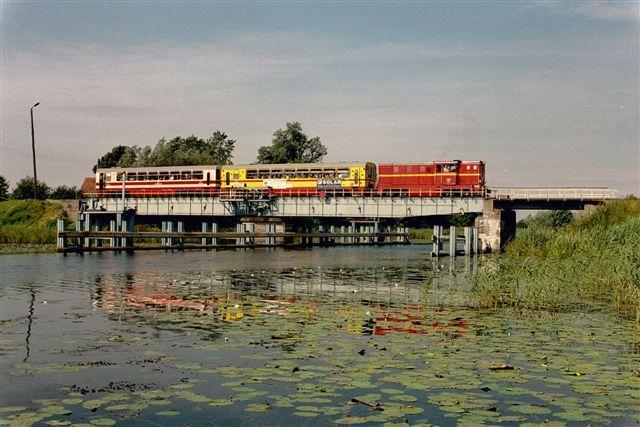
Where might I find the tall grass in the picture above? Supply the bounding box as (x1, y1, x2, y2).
(471, 199, 640, 322)
(0, 200, 67, 245)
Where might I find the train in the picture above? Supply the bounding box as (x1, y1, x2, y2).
(95, 160, 485, 197)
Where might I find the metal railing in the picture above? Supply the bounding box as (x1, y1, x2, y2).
(85, 187, 487, 199)
(488, 187, 618, 201)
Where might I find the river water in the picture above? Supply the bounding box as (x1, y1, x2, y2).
(1, 247, 638, 426)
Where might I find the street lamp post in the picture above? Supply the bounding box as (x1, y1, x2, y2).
(30, 102, 40, 199)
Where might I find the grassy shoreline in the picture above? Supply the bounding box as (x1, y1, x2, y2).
(471, 199, 640, 322)
(0, 200, 67, 248)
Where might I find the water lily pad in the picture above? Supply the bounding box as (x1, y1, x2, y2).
(156, 410, 180, 416)
(89, 418, 116, 426)
(294, 411, 320, 418)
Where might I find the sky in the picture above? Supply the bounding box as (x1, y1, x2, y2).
(1, 1, 638, 195)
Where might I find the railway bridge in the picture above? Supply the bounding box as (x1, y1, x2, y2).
(65, 187, 617, 254)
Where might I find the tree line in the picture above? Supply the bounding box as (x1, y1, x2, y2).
(0, 175, 81, 201)
(94, 122, 326, 170)
(1, 121, 326, 201)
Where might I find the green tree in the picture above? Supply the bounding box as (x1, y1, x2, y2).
(50, 185, 81, 199)
(11, 177, 50, 200)
(0, 176, 9, 201)
(257, 122, 327, 164)
(92, 131, 235, 170)
(93, 145, 129, 172)
(145, 131, 235, 166)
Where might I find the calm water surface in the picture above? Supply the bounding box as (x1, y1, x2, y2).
(1, 247, 638, 426)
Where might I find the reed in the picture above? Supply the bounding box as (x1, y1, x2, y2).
(471, 199, 640, 321)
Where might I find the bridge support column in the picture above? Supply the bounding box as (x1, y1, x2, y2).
(211, 222, 218, 247)
(83, 213, 92, 248)
(431, 225, 443, 257)
(472, 227, 479, 255)
(475, 200, 516, 253)
(464, 226, 472, 255)
(330, 225, 336, 245)
(75, 218, 83, 248)
(201, 222, 208, 247)
(449, 226, 457, 257)
(167, 221, 174, 247)
(340, 226, 345, 244)
(161, 221, 168, 249)
(57, 219, 66, 251)
(236, 223, 246, 247)
(109, 220, 117, 248)
(177, 221, 184, 250)
(248, 223, 255, 246)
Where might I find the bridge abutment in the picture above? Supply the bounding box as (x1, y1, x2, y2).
(475, 200, 516, 253)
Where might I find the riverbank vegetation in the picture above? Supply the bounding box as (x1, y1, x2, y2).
(471, 198, 640, 322)
(0, 200, 67, 246)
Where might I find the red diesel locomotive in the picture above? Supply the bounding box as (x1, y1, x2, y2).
(376, 160, 485, 196)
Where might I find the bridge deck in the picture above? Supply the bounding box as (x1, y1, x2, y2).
(488, 187, 617, 201)
(84, 187, 616, 219)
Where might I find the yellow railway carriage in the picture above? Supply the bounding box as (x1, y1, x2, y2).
(220, 162, 377, 195)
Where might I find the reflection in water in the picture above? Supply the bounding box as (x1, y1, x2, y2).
(1, 248, 639, 426)
(22, 288, 35, 362)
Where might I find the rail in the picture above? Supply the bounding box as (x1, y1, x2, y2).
(487, 187, 617, 201)
(85, 187, 486, 199)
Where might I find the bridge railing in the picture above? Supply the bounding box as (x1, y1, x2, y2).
(84, 187, 487, 199)
(488, 187, 618, 201)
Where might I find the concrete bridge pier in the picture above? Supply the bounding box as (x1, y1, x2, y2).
(431, 225, 443, 257)
(475, 200, 516, 253)
(449, 226, 457, 257)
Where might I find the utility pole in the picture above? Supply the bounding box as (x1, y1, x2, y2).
(30, 102, 40, 199)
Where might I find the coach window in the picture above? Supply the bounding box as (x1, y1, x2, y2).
(159, 172, 169, 181)
(127, 172, 136, 181)
(246, 170, 257, 179)
(138, 172, 148, 181)
(436, 165, 442, 173)
(105, 174, 112, 182)
(193, 171, 203, 180)
(148, 172, 158, 181)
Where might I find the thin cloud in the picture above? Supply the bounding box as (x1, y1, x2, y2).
(531, 1, 639, 23)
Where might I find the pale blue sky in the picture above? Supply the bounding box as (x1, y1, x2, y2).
(1, 1, 638, 194)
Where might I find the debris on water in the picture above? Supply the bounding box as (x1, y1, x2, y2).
(481, 387, 492, 392)
(489, 364, 515, 371)
(358, 349, 366, 356)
